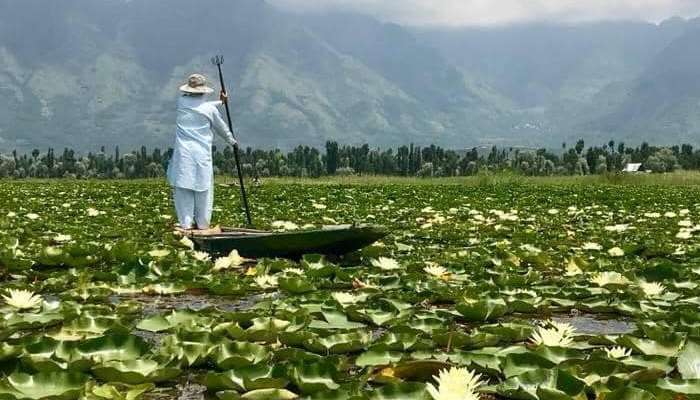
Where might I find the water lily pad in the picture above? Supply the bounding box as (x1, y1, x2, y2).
(215, 388, 299, 400)
(604, 386, 656, 400)
(0, 372, 87, 400)
(84, 382, 154, 400)
(211, 341, 270, 369)
(368, 382, 430, 400)
(290, 361, 340, 394)
(304, 331, 371, 354)
(455, 298, 508, 322)
(92, 359, 181, 384)
(136, 310, 212, 332)
(205, 364, 288, 392)
(496, 368, 586, 400)
(356, 349, 404, 367)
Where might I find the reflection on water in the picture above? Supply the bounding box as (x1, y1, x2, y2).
(552, 314, 635, 335)
(110, 292, 281, 315)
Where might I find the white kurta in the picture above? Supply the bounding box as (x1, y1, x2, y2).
(167, 95, 236, 191)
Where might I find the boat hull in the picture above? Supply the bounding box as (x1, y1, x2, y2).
(190, 224, 388, 258)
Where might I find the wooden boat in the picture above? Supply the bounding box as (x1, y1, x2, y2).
(189, 224, 388, 259)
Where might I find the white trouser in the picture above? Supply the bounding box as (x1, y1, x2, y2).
(173, 187, 213, 229)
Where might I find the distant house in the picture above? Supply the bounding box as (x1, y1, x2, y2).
(622, 163, 642, 173)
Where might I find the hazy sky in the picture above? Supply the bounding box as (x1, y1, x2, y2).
(267, 0, 700, 26)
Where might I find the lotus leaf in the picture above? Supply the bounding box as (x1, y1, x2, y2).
(0, 372, 87, 400)
(211, 341, 270, 369)
(304, 331, 371, 354)
(496, 369, 586, 400)
(92, 359, 181, 384)
(455, 298, 508, 322)
(205, 364, 289, 392)
(83, 382, 154, 400)
(290, 361, 340, 394)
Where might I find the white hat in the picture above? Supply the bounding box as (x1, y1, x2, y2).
(179, 73, 214, 94)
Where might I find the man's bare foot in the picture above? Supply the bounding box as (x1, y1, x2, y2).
(173, 226, 195, 236)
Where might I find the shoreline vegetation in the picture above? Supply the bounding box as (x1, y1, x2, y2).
(1, 140, 699, 180)
(6, 171, 700, 186)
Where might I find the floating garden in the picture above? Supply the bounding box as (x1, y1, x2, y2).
(1, 180, 699, 399)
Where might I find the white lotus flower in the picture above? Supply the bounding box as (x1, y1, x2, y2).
(644, 212, 661, 218)
(312, 202, 327, 210)
(678, 345, 700, 379)
(565, 259, 583, 276)
(213, 256, 233, 271)
(332, 292, 364, 305)
(254, 275, 278, 289)
(548, 209, 559, 215)
(271, 220, 299, 231)
(109, 286, 141, 295)
(607, 247, 625, 257)
(520, 244, 542, 254)
(371, 257, 401, 270)
(6, 211, 16, 218)
(605, 346, 632, 359)
(228, 249, 248, 266)
(604, 224, 630, 233)
(2, 289, 43, 310)
(592, 271, 630, 287)
(179, 236, 194, 250)
(424, 265, 450, 279)
(582, 242, 603, 251)
(26, 213, 39, 220)
(284, 268, 304, 275)
(148, 249, 170, 258)
(44, 246, 63, 257)
(192, 251, 210, 261)
(427, 367, 484, 400)
(87, 208, 100, 217)
(53, 234, 72, 243)
(530, 321, 576, 347)
(677, 229, 693, 240)
(639, 281, 665, 297)
(430, 214, 446, 224)
(665, 212, 678, 218)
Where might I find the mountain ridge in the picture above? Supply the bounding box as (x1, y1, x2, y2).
(1, 0, 699, 152)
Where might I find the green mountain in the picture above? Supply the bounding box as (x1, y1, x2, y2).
(0, 0, 698, 152)
(0, 0, 516, 151)
(579, 22, 700, 145)
(416, 19, 697, 146)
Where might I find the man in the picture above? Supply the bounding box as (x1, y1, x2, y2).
(167, 73, 237, 232)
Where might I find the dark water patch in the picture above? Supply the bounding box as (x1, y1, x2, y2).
(217, 292, 282, 312)
(371, 327, 387, 340)
(109, 292, 283, 316)
(133, 329, 167, 346)
(176, 381, 207, 400)
(551, 314, 635, 335)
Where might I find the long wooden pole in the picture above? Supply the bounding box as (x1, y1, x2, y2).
(212, 55, 253, 227)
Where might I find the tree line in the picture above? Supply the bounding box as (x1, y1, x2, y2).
(0, 140, 698, 179)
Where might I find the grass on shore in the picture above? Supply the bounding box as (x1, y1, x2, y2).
(7, 171, 700, 187)
(261, 170, 700, 186)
